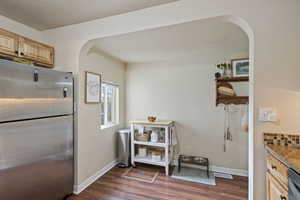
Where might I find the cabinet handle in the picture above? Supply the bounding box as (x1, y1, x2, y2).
(271, 165, 277, 170)
(15, 50, 18, 54)
(20, 52, 24, 56)
(280, 195, 286, 200)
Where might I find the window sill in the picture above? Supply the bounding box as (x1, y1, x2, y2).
(101, 123, 119, 130)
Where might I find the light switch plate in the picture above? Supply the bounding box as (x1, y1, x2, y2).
(259, 107, 278, 122)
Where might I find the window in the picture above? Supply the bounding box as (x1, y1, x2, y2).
(100, 82, 119, 129)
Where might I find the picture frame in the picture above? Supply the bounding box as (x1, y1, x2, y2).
(232, 58, 249, 77)
(85, 71, 101, 104)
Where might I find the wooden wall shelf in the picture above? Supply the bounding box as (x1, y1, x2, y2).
(217, 96, 248, 105)
(215, 76, 249, 106)
(216, 77, 249, 82)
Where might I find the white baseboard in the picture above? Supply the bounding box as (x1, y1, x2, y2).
(210, 165, 248, 177)
(73, 160, 118, 194)
(173, 161, 248, 177)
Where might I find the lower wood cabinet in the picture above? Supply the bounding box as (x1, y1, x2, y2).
(266, 152, 288, 200)
(267, 153, 288, 187)
(267, 172, 288, 200)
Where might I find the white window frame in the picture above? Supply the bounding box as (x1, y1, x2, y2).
(100, 82, 119, 130)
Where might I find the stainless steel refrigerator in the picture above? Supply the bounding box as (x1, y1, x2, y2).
(0, 59, 74, 200)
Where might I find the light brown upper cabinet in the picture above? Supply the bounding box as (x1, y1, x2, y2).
(0, 28, 54, 67)
(19, 37, 54, 67)
(0, 29, 19, 57)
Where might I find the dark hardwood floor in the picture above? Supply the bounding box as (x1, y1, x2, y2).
(70, 165, 248, 200)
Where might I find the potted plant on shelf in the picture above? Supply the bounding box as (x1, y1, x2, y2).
(216, 62, 232, 78)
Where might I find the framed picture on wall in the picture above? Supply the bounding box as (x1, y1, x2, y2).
(85, 71, 101, 104)
(232, 58, 249, 77)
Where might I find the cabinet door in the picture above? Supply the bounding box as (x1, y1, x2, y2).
(37, 44, 54, 66)
(0, 29, 19, 57)
(266, 172, 288, 200)
(19, 37, 54, 67)
(19, 37, 39, 60)
(267, 153, 288, 187)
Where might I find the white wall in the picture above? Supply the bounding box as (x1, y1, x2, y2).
(77, 43, 126, 185)
(1, 0, 298, 198)
(126, 59, 249, 171)
(41, 1, 300, 199)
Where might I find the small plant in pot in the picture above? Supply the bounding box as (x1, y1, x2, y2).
(216, 62, 232, 78)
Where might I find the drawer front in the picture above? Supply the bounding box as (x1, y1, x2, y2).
(267, 153, 288, 187)
(267, 172, 288, 200)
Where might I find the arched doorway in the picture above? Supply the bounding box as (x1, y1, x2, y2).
(76, 15, 255, 199)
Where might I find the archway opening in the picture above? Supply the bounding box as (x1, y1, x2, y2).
(77, 16, 254, 199)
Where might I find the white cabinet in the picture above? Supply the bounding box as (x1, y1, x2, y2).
(130, 120, 176, 176)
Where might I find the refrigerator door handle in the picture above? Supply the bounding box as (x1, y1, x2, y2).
(33, 69, 39, 82)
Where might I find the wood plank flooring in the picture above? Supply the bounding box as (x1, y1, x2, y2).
(69, 165, 248, 200)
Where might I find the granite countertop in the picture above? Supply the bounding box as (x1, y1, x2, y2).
(266, 144, 300, 174)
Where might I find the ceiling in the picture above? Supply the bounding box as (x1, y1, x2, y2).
(91, 19, 249, 64)
(0, 0, 178, 30)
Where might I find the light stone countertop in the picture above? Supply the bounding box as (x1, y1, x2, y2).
(266, 144, 300, 174)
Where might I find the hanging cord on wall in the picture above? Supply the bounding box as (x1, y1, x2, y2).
(224, 105, 228, 152)
(227, 106, 233, 141)
(223, 105, 233, 152)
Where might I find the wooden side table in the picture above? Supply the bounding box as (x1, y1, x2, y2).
(178, 155, 210, 178)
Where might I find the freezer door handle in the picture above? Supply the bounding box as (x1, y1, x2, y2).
(33, 69, 39, 82)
